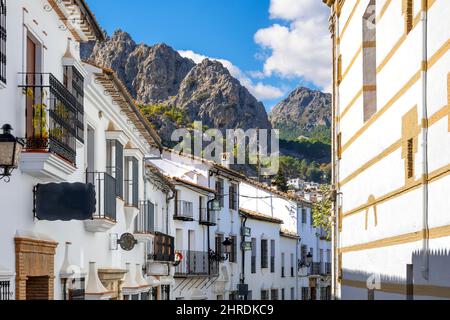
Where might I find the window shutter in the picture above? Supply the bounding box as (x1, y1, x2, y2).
(132, 157, 139, 207)
(147, 202, 155, 233)
(0, 0, 6, 84)
(115, 141, 124, 198)
(403, 0, 413, 34)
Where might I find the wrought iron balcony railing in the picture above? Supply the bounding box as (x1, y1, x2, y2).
(174, 250, 219, 277)
(199, 208, 217, 226)
(86, 172, 117, 221)
(19, 73, 78, 164)
(151, 232, 175, 262)
(174, 200, 194, 221)
(311, 262, 321, 275)
(135, 201, 155, 234)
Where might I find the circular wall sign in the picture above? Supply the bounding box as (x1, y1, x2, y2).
(118, 233, 138, 251)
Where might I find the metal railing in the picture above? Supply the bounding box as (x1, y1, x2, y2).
(311, 262, 321, 275)
(174, 200, 194, 221)
(86, 172, 117, 221)
(174, 250, 219, 276)
(19, 73, 78, 164)
(152, 232, 175, 262)
(0, 281, 10, 301)
(135, 201, 155, 234)
(199, 208, 217, 226)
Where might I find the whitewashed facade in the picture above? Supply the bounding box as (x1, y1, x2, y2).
(324, 0, 450, 300)
(0, 0, 167, 300)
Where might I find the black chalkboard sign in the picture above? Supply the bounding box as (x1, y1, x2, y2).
(35, 183, 96, 221)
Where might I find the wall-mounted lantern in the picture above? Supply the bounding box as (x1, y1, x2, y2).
(0, 124, 24, 182)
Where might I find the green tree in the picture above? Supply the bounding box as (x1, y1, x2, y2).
(273, 170, 289, 192)
(312, 185, 333, 241)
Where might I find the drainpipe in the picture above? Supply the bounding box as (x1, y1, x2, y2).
(296, 205, 300, 300)
(330, 10, 340, 300)
(420, 1, 430, 281)
(240, 214, 248, 300)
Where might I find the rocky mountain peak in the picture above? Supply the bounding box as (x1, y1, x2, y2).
(269, 86, 331, 141)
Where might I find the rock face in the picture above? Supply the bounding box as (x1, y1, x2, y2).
(81, 30, 271, 142)
(269, 87, 332, 140)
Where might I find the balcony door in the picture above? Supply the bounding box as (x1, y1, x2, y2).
(26, 35, 36, 140)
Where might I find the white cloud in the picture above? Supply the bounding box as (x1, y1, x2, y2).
(254, 0, 332, 92)
(178, 50, 286, 101)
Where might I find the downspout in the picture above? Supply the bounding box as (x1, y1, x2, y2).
(420, 0, 430, 281)
(296, 204, 300, 300)
(330, 10, 340, 300)
(240, 213, 248, 300)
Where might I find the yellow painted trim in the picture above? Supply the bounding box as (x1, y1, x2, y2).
(341, 38, 449, 152)
(338, 0, 360, 43)
(342, 163, 450, 218)
(340, 224, 450, 254)
(342, 70, 421, 153)
(341, 45, 362, 82)
(341, 279, 450, 299)
(338, 88, 363, 121)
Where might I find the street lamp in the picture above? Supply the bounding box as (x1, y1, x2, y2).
(209, 238, 233, 262)
(0, 124, 24, 182)
(306, 252, 313, 267)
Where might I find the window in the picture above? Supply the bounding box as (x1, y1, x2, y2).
(229, 236, 237, 263)
(291, 288, 295, 300)
(301, 245, 308, 264)
(64, 66, 84, 142)
(362, 0, 377, 122)
(215, 234, 224, 257)
(161, 285, 170, 301)
(261, 290, 269, 300)
(403, 0, 413, 34)
(0, 280, 10, 300)
(271, 289, 279, 301)
(281, 253, 285, 277)
(270, 240, 275, 273)
(229, 291, 239, 301)
(407, 139, 414, 179)
(281, 288, 285, 301)
(261, 239, 268, 269)
(251, 238, 257, 273)
(0, 0, 6, 85)
(124, 157, 139, 207)
(106, 140, 124, 198)
(290, 253, 295, 277)
(215, 179, 224, 208)
(229, 183, 237, 210)
(302, 208, 307, 224)
(302, 287, 310, 301)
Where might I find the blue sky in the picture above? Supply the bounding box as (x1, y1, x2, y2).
(87, 0, 331, 110)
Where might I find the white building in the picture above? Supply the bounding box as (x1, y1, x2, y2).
(324, 0, 450, 300)
(0, 0, 168, 300)
(240, 180, 332, 300)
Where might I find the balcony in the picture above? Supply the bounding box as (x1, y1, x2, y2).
(199, 208, 217, 226)
(150, 232, 175, 263)
(19, 73, 78, 181)
(84, 172, 117, 232)
(134, 201, 155, 236)
(310, 262, 321, 276)
(174, 250, 219, 277)
(174, 200, 194, 221)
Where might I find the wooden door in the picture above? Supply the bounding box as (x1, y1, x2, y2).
(26, 36, 36, 139)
